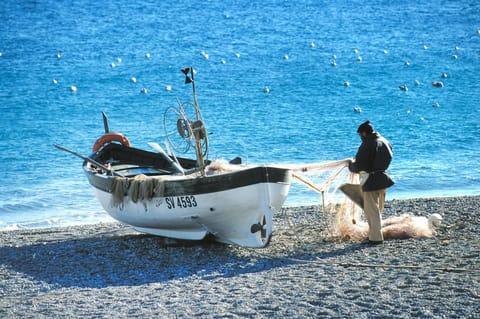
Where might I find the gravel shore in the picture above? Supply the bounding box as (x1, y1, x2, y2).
(1, 196, 479, 318)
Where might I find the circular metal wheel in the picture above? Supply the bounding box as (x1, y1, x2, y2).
(163, 102, 209, 157)
(163, 105, 191, 154)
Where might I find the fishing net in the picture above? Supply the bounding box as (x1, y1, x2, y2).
(108, 159, 362, 238)
(280, 159, 365, 240)
(285, 159, 441, 241)
(109, 160, 243, 208)
(111, 175, 166, 207)
(108, 159, 439, 241)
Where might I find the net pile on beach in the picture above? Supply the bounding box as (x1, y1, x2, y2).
(281, 159, 441, 242)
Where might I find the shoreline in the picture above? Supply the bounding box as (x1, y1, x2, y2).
(2, 193, 479, 232)
(284, 190, 480, 207)
(1, 195, 479, 318)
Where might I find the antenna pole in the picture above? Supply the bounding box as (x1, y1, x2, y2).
(190, 67, 200, 119)
(185, 67, 205, 175)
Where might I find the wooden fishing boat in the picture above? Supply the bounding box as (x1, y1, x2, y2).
(82, 143, 291, 247)
(56, 68, 292, 247)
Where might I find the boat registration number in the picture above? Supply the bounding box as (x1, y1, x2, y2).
(165, 196, 198, 209)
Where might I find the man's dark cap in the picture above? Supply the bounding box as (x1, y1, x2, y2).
(357, 120, 375, 134)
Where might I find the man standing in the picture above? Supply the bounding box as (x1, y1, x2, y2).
(347, 120, 394, 244)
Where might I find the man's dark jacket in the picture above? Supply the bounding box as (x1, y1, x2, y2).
(348, 132, 394, 191)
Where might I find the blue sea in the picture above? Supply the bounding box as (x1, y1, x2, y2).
(1, 0, 479, 230)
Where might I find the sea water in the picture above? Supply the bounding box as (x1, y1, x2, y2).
(1, 0, 479, 230)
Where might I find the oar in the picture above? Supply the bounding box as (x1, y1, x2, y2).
(53, 144, 123, 177)
(164, 141, 183, 169)
(147, 142, 185, 175)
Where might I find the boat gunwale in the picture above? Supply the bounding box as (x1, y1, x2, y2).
(83, 144, 292, 197)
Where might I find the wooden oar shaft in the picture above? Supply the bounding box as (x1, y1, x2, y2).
(147, 142, 184, 175)
(53, 144, 122, 177)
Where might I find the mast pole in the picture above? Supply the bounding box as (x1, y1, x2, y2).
(187, 67, 205, 175)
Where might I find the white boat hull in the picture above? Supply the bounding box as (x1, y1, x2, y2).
(84, 143, 292, 247)
(93, 176, 290, 247)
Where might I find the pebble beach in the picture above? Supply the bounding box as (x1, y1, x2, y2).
(1, 196, 479, 318)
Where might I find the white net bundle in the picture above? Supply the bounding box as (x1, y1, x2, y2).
(282, 159, 442, 241)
